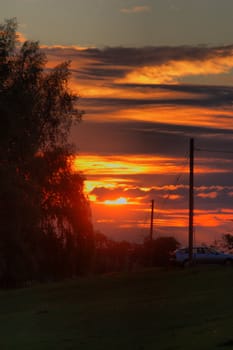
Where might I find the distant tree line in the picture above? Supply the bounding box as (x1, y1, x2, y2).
(213, 233, 233, 253)
(93, 232, 180, 273)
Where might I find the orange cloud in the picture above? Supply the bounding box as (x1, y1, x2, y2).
(16, 31, 27, 43)
(41, 44, 92, 51)
(117, 54, 233, 84)
(106, 105, 233, 130)
(74, 154, 230, 179)
(120, 6, 150, 14)
(74, 155, 150, 175)
(162, 194, 182, 200)
(197, 192, 218, 199)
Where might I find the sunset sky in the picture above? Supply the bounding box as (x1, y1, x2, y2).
(1, 0, 233, 245)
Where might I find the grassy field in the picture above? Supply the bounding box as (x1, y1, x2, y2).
(0, 266, 233, 350)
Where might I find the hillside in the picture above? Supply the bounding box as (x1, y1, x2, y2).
(0, 266, 233, 349)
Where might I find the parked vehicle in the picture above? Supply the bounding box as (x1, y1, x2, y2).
(170, 246, 233, 267)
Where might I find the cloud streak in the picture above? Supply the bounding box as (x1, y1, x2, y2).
(120, 6, 151, 14)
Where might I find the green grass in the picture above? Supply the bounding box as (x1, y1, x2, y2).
(0, 266, 233, 349)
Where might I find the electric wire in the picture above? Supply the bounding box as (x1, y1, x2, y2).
(153, 150, 190, 240)
(195, 147, 233, 155)
(138, 143, 233, 243)
(194, 144, 233, 245)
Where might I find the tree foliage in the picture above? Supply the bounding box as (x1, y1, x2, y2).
(0, 19, 93, 287)
(217, 233, 233, 253)
(142, 236, 180, 267)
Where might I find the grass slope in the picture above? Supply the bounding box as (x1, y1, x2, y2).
(0, 266, 233, 349)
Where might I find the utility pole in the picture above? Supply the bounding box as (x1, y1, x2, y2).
(150, 199, 154, 241)
(149, 199, 155, 266)
(189, 138, 194, 264)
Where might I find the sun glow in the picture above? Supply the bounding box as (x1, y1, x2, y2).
(104, 197, 128, 205)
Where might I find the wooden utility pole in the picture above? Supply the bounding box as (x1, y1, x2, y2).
(189, 138, 194, 263)
(150, 199, 154, 241)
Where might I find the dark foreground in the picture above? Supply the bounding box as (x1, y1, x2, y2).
(0, 266, 233, 349)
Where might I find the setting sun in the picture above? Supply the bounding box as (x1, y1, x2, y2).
(104, 197, 128, 205)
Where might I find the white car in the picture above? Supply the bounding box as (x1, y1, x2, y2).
(170, 246, 233, 267)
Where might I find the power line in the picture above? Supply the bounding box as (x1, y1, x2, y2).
(195, 147, 233, 155)
(154, 150, 190, 230)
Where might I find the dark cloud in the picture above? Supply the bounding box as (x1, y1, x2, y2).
(71, 67, 126, 80)
(79, 45, 233, 67)
(82, 92, 233, 108)
(44, 45, 233, 85)
(45, 44, 233, 110)
(72, 119, 233, 159)
(117, 83, 233, 107)
(122, 83, 233, 94)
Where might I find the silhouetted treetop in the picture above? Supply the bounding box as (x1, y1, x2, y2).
(0, 18, 93, 287)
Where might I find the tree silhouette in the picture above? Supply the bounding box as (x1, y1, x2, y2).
(0, 18, 93, 286)
(142, 236, 180, 267)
